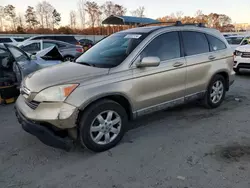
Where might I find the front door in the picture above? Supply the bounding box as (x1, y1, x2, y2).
(132, 31, 187, 116)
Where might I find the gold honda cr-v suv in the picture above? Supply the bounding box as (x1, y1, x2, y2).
(15, 22, 235, 152)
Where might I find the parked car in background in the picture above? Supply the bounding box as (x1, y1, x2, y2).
(18, 40, 84, 61)
(78, 39, 94, 52)
(233, 44, 250, 74)
(15, 22, 234, 152)
(0, 37, 25, 45)
(226, 35, 250, 49)
(1, 44, 62, 87)
(25, 35, 80, 45)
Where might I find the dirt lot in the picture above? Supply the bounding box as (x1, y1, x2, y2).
(1, 73, 250, 188)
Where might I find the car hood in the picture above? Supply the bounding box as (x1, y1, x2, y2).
(235, 44, 250, 52)
(24, 62, 109, 92)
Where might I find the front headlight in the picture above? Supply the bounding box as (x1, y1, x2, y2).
(34, 84, 79, 102)
(234, 50, 242, 56)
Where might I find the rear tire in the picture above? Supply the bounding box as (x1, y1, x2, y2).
(79, 99, 128, 152)
(203, 75, 226, 109)
(63, 56, 74, 62)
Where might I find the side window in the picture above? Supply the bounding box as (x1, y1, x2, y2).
(182, 31, 209, 56)
(22, 42, 40, 51)
(33, 36, 42, 40)
(206, 34, 227, 51)
(141, 32, 181, 61)
(43, 42, 57, 49)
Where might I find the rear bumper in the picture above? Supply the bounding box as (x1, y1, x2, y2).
(15, 105, 74, 151)
(234, 56, 250, 69)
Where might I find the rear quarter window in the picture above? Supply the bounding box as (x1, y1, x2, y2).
(206, 34, 227, 51)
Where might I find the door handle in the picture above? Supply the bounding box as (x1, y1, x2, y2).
(173, 62, 184, 67)
(208, 55, 216, 60)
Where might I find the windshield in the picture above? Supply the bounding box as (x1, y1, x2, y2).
(226, 37, 244, 45)
(75, 33, 147, 68)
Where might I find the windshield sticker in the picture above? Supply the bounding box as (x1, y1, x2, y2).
(124, 34, 141, 39)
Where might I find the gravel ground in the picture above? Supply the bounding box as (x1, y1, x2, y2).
(1, 73, 250, 188)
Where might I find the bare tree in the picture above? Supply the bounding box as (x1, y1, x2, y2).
(69, 10, 77, 29)
(84, 1, 100, 28)
(175, 11, 184, 20)
(36, 2, 44, 28)
(113, 4, 126, 16)
(4, 5, 17, 30)
(101, 1, 126, 18)
(17, 13, 24, 28)
(78, 0, 86, 29)
(36, 1, 54, 28)
(0, 6, 4, 31)
(52, 9, 61, 29)
(131, 6, 145, 17)
(25, 6, 39, 29)
(101, 1, 114, 18)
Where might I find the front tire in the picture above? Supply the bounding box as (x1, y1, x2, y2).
(203, 75, 226, 108)
(79, 100, 128, 152)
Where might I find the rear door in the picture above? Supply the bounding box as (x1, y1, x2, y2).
(181, 31, 211, 97)
(132, 31, 187, 114)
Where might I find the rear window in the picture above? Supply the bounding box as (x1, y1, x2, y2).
(226, 37, 244, 45)
(0, 38, 12, 43)
(54, 36, 77, 44)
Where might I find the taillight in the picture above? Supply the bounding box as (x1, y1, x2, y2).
(76, 48, 83, 53)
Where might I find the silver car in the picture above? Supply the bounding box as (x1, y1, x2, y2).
(18, 39, 84, 61)
(15, 22, 235, 152)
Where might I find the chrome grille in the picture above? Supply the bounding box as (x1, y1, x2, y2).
(241, 52, 250, 58)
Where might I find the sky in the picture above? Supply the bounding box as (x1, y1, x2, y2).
(1, 0, 250, 26)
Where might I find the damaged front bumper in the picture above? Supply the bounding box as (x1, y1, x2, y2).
(15, 95, 79, 129)
(15, 95, 79, 151)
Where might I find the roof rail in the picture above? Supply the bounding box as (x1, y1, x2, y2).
(139, 21, 206, 28)
(138, 21, 177, 27)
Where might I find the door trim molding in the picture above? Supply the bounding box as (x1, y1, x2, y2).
(133, 91, 206, 118)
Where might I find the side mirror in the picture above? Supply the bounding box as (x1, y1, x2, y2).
(137, 56, 160, 68)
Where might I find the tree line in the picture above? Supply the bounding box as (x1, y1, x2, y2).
(0, 1, 238, 35)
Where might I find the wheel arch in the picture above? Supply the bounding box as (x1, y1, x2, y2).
(207, 70, 229, 91)
(77, 93, 134, 124)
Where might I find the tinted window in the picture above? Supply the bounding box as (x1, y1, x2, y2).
(43, 42, 57, 49)
(21, 42, 40, 52)
(14, 38, 24, 42)
(206, 34, 227, 51)
(76, 33, 147, 68)
(182, 31, 209, 56)
(54, 36, 77, 43)
(226, 37, 244, 45)
(141, 32, 180, 61)
(0, 38, 12, 43)
(32, 36, 43, 40)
